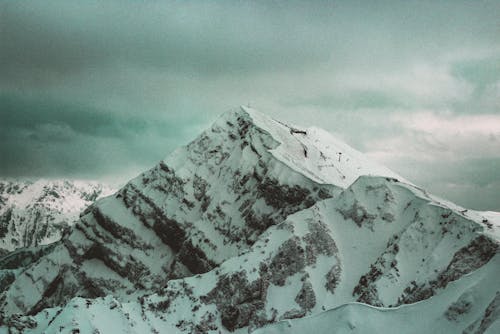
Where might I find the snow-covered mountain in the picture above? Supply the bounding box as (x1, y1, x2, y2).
(0, 107, 498, 333)
(0, 180, 114, 254)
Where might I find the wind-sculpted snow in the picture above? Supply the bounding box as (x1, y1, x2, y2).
(0, 107, 498, 333)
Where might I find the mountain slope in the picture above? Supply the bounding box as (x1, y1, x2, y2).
(14, 252, 499, 334)
(0, 107, 498, 333)
(254, 254, 500, 334)
(5, 175, 498, 334)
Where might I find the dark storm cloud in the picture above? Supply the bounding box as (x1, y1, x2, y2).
(388, 158, 500, 211)
(0, 0, 333, 85)
(3, 0, 496, 84)
(0, 0, 499, 210)
(0, 93, 200, 179)
(0, 94, 146, 138)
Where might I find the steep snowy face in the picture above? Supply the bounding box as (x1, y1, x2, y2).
(0, 180, 113, 254)
(0, 107, 498, 334)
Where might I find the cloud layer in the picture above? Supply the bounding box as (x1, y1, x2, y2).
(0, 0, 499, 210)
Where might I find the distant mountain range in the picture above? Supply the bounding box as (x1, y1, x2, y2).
(0, 180, 113, 255)
(0, 107, 498, 333)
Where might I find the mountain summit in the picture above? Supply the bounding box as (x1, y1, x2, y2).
(0, 107, 498, 333)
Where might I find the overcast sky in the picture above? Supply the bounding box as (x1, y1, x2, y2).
(0, 0, 499, 210)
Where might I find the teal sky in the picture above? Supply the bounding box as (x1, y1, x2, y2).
(0, 0, 499, 210)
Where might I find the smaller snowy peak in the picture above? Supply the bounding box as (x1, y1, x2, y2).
(0, 179, 114, 252)
(240, 106, 405, 188)
(342, 175, 500, 241)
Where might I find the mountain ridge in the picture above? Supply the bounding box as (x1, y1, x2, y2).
(0, 179, 113, 254)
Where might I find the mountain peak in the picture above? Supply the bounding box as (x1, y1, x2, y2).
(222, 105, 405, 187)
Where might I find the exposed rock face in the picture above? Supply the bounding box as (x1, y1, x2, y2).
(0, 107, 498, 334)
